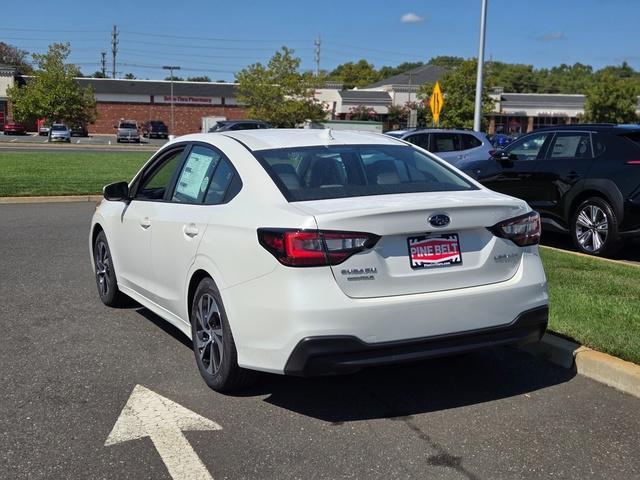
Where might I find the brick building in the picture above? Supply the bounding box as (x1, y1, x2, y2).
(78, 78, 245, 135)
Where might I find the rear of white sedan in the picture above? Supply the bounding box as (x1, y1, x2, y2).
(90, 129, 548, 391)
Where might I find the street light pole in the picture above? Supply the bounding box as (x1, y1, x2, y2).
(163, 65, 181, 135)
(473, 0, 488, 132)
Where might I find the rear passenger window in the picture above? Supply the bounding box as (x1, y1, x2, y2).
(549, 133, 593, 159)
(172, 146, 221, 204)
(460, 134, 482, 150)
(405, 133, 429, 150)
(431, 133, 460, 153)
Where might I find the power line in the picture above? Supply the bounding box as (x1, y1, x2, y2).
(119, 30, 307, 44)
(0, 26, 108, 33)
(117, 36, 310, 52)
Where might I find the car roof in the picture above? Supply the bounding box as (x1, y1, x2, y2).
(175, 129, 405, 151)
(531, 123, 640, 134)
(388, 128, 483, 136)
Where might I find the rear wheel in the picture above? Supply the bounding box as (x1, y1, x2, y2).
(191, 277, 257, 392)
(571, 197, 620, 257)
(93, 231, 127, 306)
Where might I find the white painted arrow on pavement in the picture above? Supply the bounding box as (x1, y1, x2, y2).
(105, 384, 222, 480)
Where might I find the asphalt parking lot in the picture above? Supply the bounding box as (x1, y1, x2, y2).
(1, 202, 639, 480)
(0, 132, 167, 148)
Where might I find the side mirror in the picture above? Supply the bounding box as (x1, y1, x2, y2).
(103, 181, 130, 202)
(492, 149, 511, 162)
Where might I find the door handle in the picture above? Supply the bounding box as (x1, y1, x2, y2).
(183, 223, 199, 238)
(140, 217, 151, 229)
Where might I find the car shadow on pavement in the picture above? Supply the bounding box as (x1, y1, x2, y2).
(245, 348, 576, 423)
(133, 305, 576, 422)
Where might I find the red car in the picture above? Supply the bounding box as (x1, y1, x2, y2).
(4, 121, 27, 135)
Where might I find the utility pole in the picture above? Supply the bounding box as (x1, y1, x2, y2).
(163, 65, 181, 135)
(111, 25, 119, 79)
(314, 35, 321, 76)
(473, 0, 488, 131)
(100, 51, 106, 77)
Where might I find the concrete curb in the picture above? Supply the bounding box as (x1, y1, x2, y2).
(540, 245, 639, 268)
(0, 195, 102, 204)
(522, 333, 640, 398)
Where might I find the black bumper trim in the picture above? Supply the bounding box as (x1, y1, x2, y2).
(284, 306, 548, 376)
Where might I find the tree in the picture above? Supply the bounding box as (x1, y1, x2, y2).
(235, 47, 326, 127)
(378, 61, 424, 80)
(187, 76, 211, 82)
(164, 75, 184, 81)
(427, 56, 464, 69)
(347, 105, 378, 121)
(92, 71, 107, 78)
(328, 59, 380, 88)
(418, 59, 494, 129)
(0, 42, 33, 73)
(584, 72, 639, 123)
(124, 72, 136, 79)
(7, 43, 97, 125)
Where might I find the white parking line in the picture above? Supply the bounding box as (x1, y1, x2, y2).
(11, 138, 17, 142)
(76, 140, 81, 144)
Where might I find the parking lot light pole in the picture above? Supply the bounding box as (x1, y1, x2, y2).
(163, 65, 181, 135)
(473, 0, 488, 132)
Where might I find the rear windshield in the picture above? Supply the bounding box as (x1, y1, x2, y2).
(120, 123, 136, 129)
(51, 125, 67, 131)
(254, 144, 476, 202)
(619, 131, 640, 146)
(150, 121, 166, 126)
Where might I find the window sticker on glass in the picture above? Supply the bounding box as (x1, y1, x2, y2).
(173, 148, 220, 203)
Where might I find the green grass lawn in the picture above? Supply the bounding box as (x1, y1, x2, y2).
(541, 247, 640, 364)
(0, 151, 150, 196)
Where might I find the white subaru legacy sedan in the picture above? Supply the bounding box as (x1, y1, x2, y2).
(90, 129, 548, 391)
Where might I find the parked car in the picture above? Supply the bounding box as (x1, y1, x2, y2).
(49, 123, 71, 142)
(208, 120, 271, 132)
(90, 129, 548, 391)
(489, 133, 514, 148)
(385, 128, 493, 168)
(39, 124, 51, 136)
(465, 124, 640, 257)
(116, 120, 140, 143)
(3, 121, 27, 135)
(70, 124, 89, 137)
(142, 120, 169, 139)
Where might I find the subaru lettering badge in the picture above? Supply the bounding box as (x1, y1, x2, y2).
(428, 214, 450, 228)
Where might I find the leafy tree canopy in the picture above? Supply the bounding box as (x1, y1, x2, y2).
(186, 76, 211, 82)
(584, 72, 639, 123)
(235, 47, 326, 127)
(7, 43, 97, 125)
(0, 42, 33, 74)
(418, 59, 494, 129)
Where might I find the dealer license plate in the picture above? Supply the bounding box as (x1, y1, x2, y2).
(407, 233, 462, 269)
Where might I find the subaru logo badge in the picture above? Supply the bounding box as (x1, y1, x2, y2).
(429, 214, 450, 228)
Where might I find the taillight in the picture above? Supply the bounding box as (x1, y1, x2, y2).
(626, 160, 640, 165)
(257, 229, 380, 267)
(490, 211, 541, 247)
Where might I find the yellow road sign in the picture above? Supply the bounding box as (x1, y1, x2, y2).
(429, 81, 444, 124)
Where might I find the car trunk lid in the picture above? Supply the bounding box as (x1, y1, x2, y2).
(294, 191, 529, 298)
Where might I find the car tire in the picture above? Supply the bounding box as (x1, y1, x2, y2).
(93, 230, 128, 307)
(191, 277, 257, 392)
(571, 196, 621, 257)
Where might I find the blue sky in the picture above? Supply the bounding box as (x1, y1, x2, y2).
(3, 0, 638, 81)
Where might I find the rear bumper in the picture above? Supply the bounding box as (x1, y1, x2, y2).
(284, 306, 548, 376)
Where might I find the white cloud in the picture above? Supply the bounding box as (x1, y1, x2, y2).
(401, 13, 425, 24)
(538, 32, 566, 42)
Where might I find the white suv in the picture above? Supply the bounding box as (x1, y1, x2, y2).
(386, 128, 494, 167)
(90, 129, 548, 391)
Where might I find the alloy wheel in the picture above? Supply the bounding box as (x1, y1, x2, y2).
(195, 293, 224, 375)
(575, 204, 609, 252)
(95, 241, 111, 297)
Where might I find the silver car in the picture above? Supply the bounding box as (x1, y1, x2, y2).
(386, 128, 493, 168)
(49, 124, 71, 142)
(116, 120, 140, 143)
